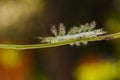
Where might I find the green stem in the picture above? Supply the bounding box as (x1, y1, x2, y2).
(0, 32, 120, 50)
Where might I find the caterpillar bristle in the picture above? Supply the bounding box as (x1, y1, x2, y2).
(69, 41, 88, 46)
(79, 22, 95, 32)
(58, 23, 66, 36)
(77, 27, 82, 33)
(66, 21, 97, 35)
(94, 29, 106, 36)
(69, 43, 75, 46)
(88, 21, 96, 31)
(69, 42, 81, 46)
(51, 25, 58, 36)
(68, 26, 79, 34)
(83, 23, 89, 31)
(75, 42, 81, 46)
(82, 41, 88, 45)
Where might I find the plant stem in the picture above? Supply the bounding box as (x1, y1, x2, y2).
(0, 32, 120, 50)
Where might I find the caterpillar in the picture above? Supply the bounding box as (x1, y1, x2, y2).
(38, 21, 106, 46)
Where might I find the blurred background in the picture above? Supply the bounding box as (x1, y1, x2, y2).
(0, 0, 120, 80)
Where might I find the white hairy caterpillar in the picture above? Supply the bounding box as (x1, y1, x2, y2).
(38, 21, 106, 46)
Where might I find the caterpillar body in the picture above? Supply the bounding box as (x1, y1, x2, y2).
(38, 21, 106, 46)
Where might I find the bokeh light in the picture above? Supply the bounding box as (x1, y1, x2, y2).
(74, 59, 118, 80)
(0, 50, 21, 69)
